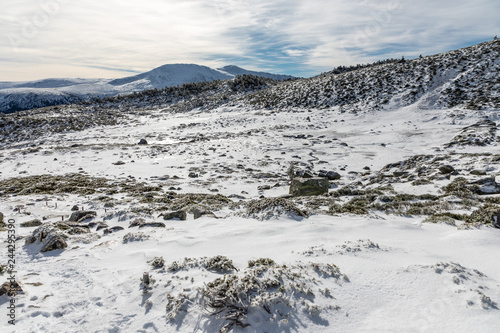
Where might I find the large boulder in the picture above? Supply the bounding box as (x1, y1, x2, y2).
(290, 177, 329, 197)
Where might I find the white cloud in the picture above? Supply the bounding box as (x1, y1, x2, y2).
(1, 0, 499, 80)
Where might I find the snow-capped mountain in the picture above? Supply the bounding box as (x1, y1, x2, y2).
(0, 64, 294, 114)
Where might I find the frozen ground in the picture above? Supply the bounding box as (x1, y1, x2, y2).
(1, 105, 499, 332)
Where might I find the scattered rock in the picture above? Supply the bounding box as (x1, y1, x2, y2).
(290, 177, 329, 196)
(138, 138, 148, 145)
(71, 205, 79, 211)
(113, 161, 126, 165)
(0, 212, 5, 230)
(188, 172, 199, 178)
(129, 218, 146, 228)
(493, 211, 500, 229)
(318, 170, 341, 180)
(439, 165, 455, 174)
(41, 235, 68, 252)
(296, 170, 314, 178)
(20, 219, 43, 228)
(0, 281, 23, 297)
(139, 222, 166, 228)
(103, 226, 125, 235)
(96, 222, 110, 231)
(162, 210, 187, 221)
(193, 206, 217, 219)
(470, 170, 487, 176)
(472, 177, 500, 194)
(69, 210, 97, 222)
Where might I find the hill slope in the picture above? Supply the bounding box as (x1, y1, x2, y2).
(242, 39, 499, 111)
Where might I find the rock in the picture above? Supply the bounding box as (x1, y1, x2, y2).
(318, 170, 341, 180)
(493, 211, 500, 229)
(69, 210, 97, 222)
(129, 218, 146, 228)
(295, 170, 314, 178)
(162, 210, 187, 221)
(20, 219, 43, 228)
(138, 138, 148, 145)
(393, 171, 409, 178)
(193, 206, 217, 219)
(113, 161, 126, 165)
(138, 222, 166, 228)
(188, 172, 199, 178)
(290, 177, 329, 196)
(439, 165, 455, 174)
(96, 222, 110, 231)
(470, 170, 487, 176)
(473, 177, 500, 194)
(41, 234, 67, 252)
(0, 212, 6, 229)
(103, 226, 125, 235)
(0, 281, 23, 297)
(71, 205, 79, 211)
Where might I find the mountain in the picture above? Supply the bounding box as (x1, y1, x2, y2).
(0, 64, 294, 113)
(1, 40, 500, 333)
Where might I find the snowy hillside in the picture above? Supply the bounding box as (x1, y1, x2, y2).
(0, 40, 499, 333)
(0, 64, 294, 114)
(243, 39, 500, 111)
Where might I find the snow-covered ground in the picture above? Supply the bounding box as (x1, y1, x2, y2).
(1, 104, 499, 332)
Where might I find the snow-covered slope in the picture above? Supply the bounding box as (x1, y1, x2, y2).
(1, 102, 500, 332)
(0, 64, 294, 114)
(0, 40, 499, 332)
(243, 39, 499, 111)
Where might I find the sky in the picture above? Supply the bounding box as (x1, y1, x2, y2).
(1, 0, 499, 81)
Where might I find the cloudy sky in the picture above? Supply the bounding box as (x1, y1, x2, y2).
(2, 0, 499, 81)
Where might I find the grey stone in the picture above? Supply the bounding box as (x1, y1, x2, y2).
(96, 222, 110, 231)
(290, 177, 329, 197)
(318, 170, 341, 180)
(193, 207, 217, 219)
(162, 210, 187, 221)
(138, 222, 166, 228)
(439, 165, 455, 174)
(69, 211, 97, 222)
(138, 138, 148, 145)
(41, 235, 67, 252)
(103, 226, 125, 235)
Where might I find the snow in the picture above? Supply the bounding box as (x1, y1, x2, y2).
(1, 101, 499, 332)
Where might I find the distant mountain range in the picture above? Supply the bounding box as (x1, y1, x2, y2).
(0, 64, 295, 113)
